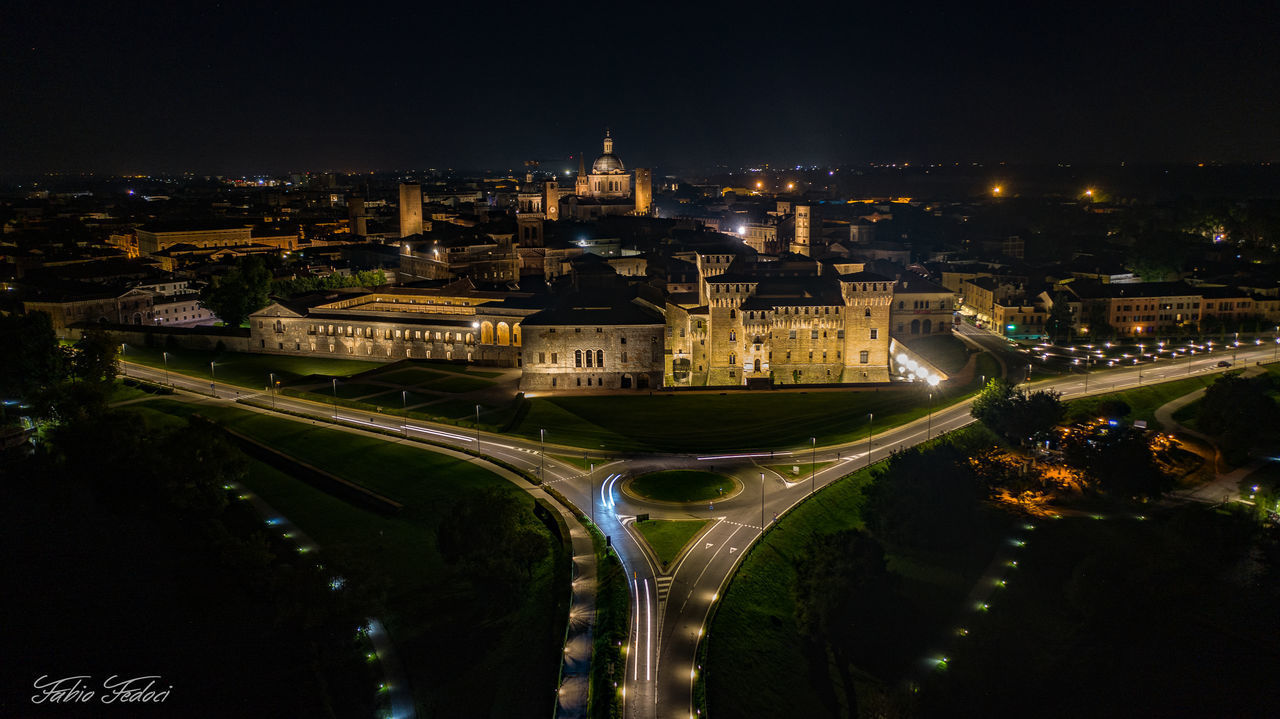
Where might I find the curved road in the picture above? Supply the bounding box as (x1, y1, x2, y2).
(122, 337, 1275, 719)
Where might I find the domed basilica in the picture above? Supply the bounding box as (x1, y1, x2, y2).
(576, 130, 632, 200)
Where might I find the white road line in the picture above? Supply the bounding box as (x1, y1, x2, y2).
(644, 578, 652, 682)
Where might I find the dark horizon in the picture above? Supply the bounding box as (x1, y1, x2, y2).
(3, 2, 1278, 175)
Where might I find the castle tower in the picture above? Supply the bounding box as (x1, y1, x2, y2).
(634, 168, 652, 215)
(348, 194, 367, 237)
(516, 214, 544, 248)
(791, 204, 814, 256)
(543, 181, 560, 221)
(398, 183, 423, 238)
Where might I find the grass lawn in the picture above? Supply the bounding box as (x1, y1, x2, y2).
(1066, 374, 1219, 430)
(516, 389, 948, 453)
(107, 381, 155, 404)
(901, 334, 973, 375)
(550, 454, 595, 471)
(704, 464, 1005, 719)
(368, 367, 449, 385)
(920, 509, 1280, 717)
(419, 374, 495, 393)
(362, 389, 440, 408)
(764, 461, 835, 480)
(122, 345, 379, 388)
(330, 381, 393, 400)
(629, 471, 734, 503)
(365, 361, 503, 380)
(126, 399, 569, 719)
(635, 519, 711, 567)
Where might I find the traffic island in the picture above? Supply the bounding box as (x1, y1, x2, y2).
(622, 470, 741, 504)
(634, 518, 713, 569)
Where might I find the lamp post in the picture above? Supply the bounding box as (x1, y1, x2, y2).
(120, 344, 126, 377)
(331, 378, 338, 418)
(162, 351, 169, 386)
(475, 404, 481, 454)
(810, 437, 816, 496)
(760, 472, 766, 532)
(540, 429, 546, 481)
(210, 361, 217, 397)
(402, 390, 408, 437)
(866, 412, 874, 469)
(269, 372, 276, 409)
(590, 462, 595, 525)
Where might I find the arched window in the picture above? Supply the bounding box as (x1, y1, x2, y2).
(729, 309, 736, 319)
(729, 352, 737, 366)
(596, 349, 604, 367)
(575, 350, 583, 367)
(864, 307, 871, 317)
(729, 330, 736, 341)
(585, 350, 593, 368)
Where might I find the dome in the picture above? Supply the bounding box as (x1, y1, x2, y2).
(592, 153, 625, 173)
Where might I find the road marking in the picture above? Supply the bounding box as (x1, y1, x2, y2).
(729, 547, 737, 554)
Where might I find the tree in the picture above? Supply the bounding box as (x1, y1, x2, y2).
(794, 529, 898, 716)
(1062, 426, 1172, 499)
(0, 312, 66, 415)
(69, 328, 119, 386)
(1196, 373, 1280, 462)
(862, 443, 981, 550)
(199, 256, 272, 327)
(1044, 292, 1074, 342)
(971, 378, 1065, 442)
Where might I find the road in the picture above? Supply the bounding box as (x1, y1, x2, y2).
(120, 336, 1276, 719)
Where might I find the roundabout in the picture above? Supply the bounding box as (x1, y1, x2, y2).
(621, 470, 741, 504)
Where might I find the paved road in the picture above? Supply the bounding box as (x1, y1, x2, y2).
(121, 338, 1276, 719)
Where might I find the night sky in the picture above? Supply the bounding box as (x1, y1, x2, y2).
(3, 1, 1278, 174)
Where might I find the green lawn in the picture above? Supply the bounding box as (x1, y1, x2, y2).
(368, 367, 449, 385)
(628, 471, 734, 503)
(550, 454, 596, 471)
(420, 374, 495, 394)
(330, 381, 393, 400)
(122, 345, 380, 388)
(125, 399, 569, 719)
(635, 519, 711, 566)
(365, 361, 503, 380)
(704, 464, 1004, 719)
(919, 510, 1280, 717)
(764, 461, 835, 480)
(516, 390, 944, 453)
(1067, 374, 1219, 430)
(901, 334, 973, 375)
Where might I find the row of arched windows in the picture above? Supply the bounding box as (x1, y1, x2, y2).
(574, 349, 605, 368)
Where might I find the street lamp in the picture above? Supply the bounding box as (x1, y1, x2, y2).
(269, 372, 276, 410)
(759, 472, 766, 532)
(475, 404, 481, 454)
(866, 412, 874, 469)
(210, 361, 217, 397)
(540, 429, 546, 481)
(331, 378, 338, 418)
(402, 390, 408, 437)
(162, 351, 170, 386)
(810, 437, 816, 496)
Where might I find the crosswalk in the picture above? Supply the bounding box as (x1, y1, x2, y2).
(654, 576, 673, 602)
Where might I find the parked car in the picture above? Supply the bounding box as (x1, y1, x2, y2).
(1216, 360, 1232, 367)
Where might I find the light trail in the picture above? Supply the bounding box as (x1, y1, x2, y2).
(696, 452, 790, 461)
